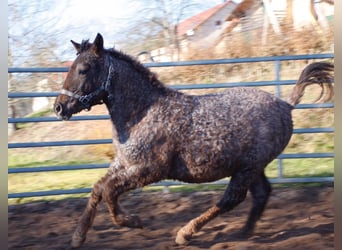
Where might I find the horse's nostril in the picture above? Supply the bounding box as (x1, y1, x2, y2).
(54, 103, 62, 114)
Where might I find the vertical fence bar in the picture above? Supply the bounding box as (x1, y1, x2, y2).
(274, 60, 282, 98)
(274, 60, 284, 178)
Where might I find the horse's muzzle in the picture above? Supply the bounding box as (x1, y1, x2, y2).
(54, 102, 71, 121)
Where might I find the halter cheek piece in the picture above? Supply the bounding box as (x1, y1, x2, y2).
(60, 64, 114, 111)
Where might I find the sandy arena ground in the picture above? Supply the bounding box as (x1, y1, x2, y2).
(8, 184, 333, 250)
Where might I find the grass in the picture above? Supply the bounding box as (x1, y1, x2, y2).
(265, 158, 333, 178)
(8, 166, 108, 205)
(16, 108, 53, 129)
(8, 168, 108, 193)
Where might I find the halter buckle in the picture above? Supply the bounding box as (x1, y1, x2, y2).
(79, 95, 92, 111)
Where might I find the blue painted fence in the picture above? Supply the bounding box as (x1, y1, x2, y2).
(8, 53, 334, 199)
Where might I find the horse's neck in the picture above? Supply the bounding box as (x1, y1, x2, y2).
(104, 73, 169, 143)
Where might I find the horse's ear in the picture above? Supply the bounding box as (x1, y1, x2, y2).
(91, 33, 104, 55)
(71, 40, 81, 54)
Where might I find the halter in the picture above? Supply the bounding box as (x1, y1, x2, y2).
(60, 60, 114, 111)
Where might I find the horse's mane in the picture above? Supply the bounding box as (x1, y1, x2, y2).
(107, 48, 164, 88)
(78, 40, 164, 89)
(78, 40, 92, 55)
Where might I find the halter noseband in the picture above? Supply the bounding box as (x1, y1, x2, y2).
(60, 62, 114, 111)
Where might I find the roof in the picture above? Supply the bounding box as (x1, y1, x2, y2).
(226, 0, 262, 21)
(177, 1, 233, 37)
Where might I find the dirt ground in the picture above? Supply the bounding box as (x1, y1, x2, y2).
(8, 184, 334, 250)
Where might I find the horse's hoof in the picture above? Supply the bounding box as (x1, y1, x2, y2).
(230, 227, 253, 239)
(117, 214, 143, 228)
(175, 231, 191, 245)
(239, 226, 254, 237)
(128, 214, 143, 228)
(71, 235, 86, 248)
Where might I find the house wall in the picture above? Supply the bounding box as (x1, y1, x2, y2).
(292, 0, 333, 30)
(185, 2, 237, 49)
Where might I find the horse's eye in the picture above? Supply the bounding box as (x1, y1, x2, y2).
(79, 68, 89, 75)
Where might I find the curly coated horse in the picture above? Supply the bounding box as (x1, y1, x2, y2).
(53, 33, 334, 248)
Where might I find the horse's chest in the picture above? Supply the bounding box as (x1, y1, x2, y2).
(115, 133, 173, 166)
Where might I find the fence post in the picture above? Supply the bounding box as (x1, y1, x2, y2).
(275, 60, 284, 179)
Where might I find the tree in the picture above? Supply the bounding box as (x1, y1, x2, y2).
(8, 0, 71, 126)
(8, 0, 72, 67)
(123, 0, 202, 61)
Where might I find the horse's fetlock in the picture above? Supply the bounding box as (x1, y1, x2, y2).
(71, 232, 86, 248)
(175, 229, 192, 245)
(175, 224, 195, 245)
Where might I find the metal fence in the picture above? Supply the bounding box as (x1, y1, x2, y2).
(8, 53, 334, 199)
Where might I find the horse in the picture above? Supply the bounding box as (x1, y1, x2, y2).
(54, 33, 334, 248)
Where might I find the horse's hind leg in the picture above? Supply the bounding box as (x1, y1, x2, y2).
(175, 171, 252, 245)
(242, 171, 271, 235)
(71, 173, 110, 248)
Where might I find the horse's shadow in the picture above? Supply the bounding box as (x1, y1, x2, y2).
(252, 222, 333, 244)
(190, 222, 333, 248)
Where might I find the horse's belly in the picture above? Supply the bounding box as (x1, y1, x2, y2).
(168, 155, 235, 183)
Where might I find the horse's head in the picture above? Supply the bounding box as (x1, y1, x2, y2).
(54, 33, 111, 120)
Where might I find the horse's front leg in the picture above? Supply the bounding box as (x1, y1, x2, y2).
(71, 159, 163, 248)
(102, 161, 159, 229)
(71, 173, 109, 248)
(103, 165, 146, 228)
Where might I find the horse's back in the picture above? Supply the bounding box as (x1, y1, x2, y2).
(190, 87, 294, 146)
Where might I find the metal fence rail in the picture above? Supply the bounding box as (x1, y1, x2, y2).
(8, 53, 334, 199)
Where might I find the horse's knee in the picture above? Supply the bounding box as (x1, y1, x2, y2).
(100, 175, 117, 201)
(102, 186, 116, 206)
(90, 183, 104, 201)
(87, 176, 109, 208)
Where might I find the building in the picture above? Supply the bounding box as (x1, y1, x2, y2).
(140, 0, 334, 62)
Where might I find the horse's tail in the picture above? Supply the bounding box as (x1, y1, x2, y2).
(287, 61, 334, 106)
